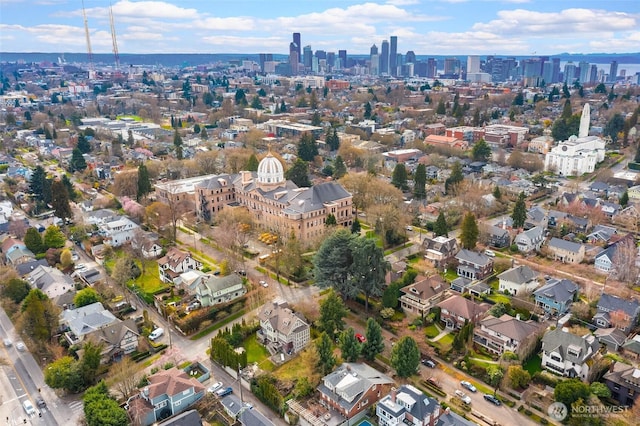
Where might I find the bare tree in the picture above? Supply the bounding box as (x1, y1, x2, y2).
(612, 237, 640, 285)
(107, 357, 143, 400)
(8, 219, 28, 239)
(212, 206, 253, 271)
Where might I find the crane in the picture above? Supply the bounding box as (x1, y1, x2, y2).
(81, 0, 93, 71)
(109, 2, 120, 69)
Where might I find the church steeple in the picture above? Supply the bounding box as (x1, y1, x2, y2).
(578, 103, 590, 138)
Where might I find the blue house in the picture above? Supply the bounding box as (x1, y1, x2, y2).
(533, 278, 579, 315)
(128, 368, 205, 426)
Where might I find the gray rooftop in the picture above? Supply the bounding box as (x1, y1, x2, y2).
(498, 265, 537, 285)
(548, 237, 583, 253)
(533, 279, 579, 304)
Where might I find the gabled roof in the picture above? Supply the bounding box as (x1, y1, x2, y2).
(318, 363, 394, 410)
(401, 275, 446, 301)
(542, 327, 598, 364)
(378, 384, 440, 422)
(436, 295, 488, 320)
(146, 368, 205, 400)
(60, 302, 118, 337)
(158, 247, 191, 270)
(258, 299, 309, 336)
(455, 249, 492, 267)
(198, 273, 243, 295)
(239, 406, 275, 426)
(479, 314, 542, 342)
(157, 410, 203, 426)
(85, 318, 139, 349)
(597, 293, 640, 318)
(498, 265, 537, 285)
(533, 279, 578, 304)
(594, 327, 627, 348)
(517, 226, 544, 241)
(603, 362, 640, 392)
(548, 237, 583, 253)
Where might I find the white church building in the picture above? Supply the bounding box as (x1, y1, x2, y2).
(544, 103, 606, 176)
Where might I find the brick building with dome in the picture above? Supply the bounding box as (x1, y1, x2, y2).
(195, 152, 354, 242)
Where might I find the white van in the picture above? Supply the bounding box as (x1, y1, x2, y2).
(149, 328, 164, 341)
(484, 249, 496, 257)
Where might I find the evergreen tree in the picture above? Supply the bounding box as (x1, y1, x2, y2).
(316, 332, 336, 375)
(351, 217, 361, 234)
(493, 186, 502, 199)
(325, 214, 337, 226)
(390, 336, 420, 378)
(127, 130, 135, 146)
(445, 162, 464, 194)
(173, 130, 183, 160)
(364, 102, 372, 119)
(61, 174, 77, 201)
(471, 139, 492, 162)
(200, 127, 208, 140)
(511, 191, 527, 229)
(460, 212, 479, 250)
(234, 89, 247, 105)
(311, 111, 321, 126)
(285, 159, 311, 187)
(620, 190, 629, 208)
(50, 180, 73, 222)
(561, 99, 572, 119)
(43, 225, 66, 249)
(69, 148, 87, 172)
(77, 134, 91, 153)
(280, 100, 286, 112)
(297, 132, 318, 162)
(413, 164, 426, 199)
(436, 99, 446, 115)
(339, 328, 360, 362)
(361, 318, 384, 362)
(250, 95, 263, 109)
(317, 289, 348, 340)
(246, 154, 259, 171)
(29, 165, 47, 198)
(333, 156, 347, 178)
(391, 164, 408, 191)
(24, 227, 44, 254)
(137, 164, 152, 201)
(326, 128, 340, 151)
(433, 212, 448, 237)
(472, 109, 481, 126)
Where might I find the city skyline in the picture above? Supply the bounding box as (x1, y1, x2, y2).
(1, 1, 639, 56)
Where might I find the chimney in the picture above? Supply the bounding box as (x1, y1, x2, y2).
(391, 387, 396, 403)
(516, 314, 521, 321)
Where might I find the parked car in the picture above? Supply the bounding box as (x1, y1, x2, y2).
(3, 338, 12, 347)
(16, 342, 26, 352)
(484, 249, 496, 257)
(484, 394, 502, 406)
(215, 387, 233, 398)
(460, 380, 477, 392)
(355, 333, 366, 343)
(259, 280, 268, 288)
(74, 263, 87, 271)
(421, 359, 436, 368)
(455, 390, 471, 405)
(148, 328, 164, 341)
(207, 382, 223, 393)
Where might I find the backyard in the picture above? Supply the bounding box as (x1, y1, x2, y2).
(244, 334, 275, 371)
(523, 354, 542, 376)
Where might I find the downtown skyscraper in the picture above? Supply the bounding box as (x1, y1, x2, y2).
(380, 40, 389, 74)
(389, 36, 397, 76)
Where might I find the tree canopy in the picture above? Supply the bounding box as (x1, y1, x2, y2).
(69, 148, 87, 172)
(460, 212, 479, 250)
(285, 158, 311, 187)
(298, 132, 318, 162)
(511, 191, 527, 229)
(361, 318, 384, 361)
(471, 139, 492, 162)
(413, 163, 426, 199)
(339, 328, 360, 362)
(391, 164, 408, 191)
(317, 289, 348, 340)
(391, 336, 420, 377)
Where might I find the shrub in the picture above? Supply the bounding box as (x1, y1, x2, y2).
(380, 308, 395, 319)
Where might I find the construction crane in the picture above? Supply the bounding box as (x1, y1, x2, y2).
(109, 2, 120, 69)
(81, 0, 93, 71)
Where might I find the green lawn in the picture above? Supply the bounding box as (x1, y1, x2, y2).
(443, 269, 458, 282)
(133, 261, 168, 294)
(487, 293, 511, 305)
(243, 334, 275, 372)
(523, 354, 542, 376)
(273, 349, 316, 381)
(424, 324, 442, 339)
(433, 333, 454, 352)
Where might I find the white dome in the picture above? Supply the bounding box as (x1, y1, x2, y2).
(257, 153, 284, 185)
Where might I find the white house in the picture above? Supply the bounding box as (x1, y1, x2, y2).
(99, 216, 139, 247)
(541, 327, 599, 381)
(195, 273, 246, 307)
(257, 299, 310, 355)
(498, 265, 539, 296)
(514, 226, 545, 253)
(27, 265, 75, 299)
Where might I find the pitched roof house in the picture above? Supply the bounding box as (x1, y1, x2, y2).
(59, 302, 119, 345)
(195, 273, 246, 307)
(483, 224, 511, 249)
(257, 299, 310, 354)
(547, 237, 585, 264)
(455, 249, 493, 280)
(158, 247, 203, 284)
(514, 226, 545, 253)
(376, 384, 475, 426)
(593, 293, 640, 334)
(317, 363, 394, 420)
(128, 368, 205, 426)
(533, 278, 579, 315)
(400, 275, 447, 317)
(541, 327, 599, 381)
(603, 362, 640, 407)
(594, 234, 635, 273)
(422, 236, 459, 269)
(436, 294, 489, 330)
(473, 314, 543, 356)
(498, 265, 539, 296)
(84, 318, 139, 363)
(27, 265, 75, 299)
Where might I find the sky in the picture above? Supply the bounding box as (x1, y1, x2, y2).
(1, 0, 639, 56)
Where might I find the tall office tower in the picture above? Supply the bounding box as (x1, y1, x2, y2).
(326, 52, 335, 69)
(589, 65, 598, 84)
(542, 62, 553, 84)
(426, 58, 437, 78)
(609, 60, 618, 82)
(551, 58, 561, 83)
(389, 36, 398, 76)
(312, 57, 319, 73)
(414, 61, 426, 77)
(315, 50, 327, 60)
(406, 51, 416, 65)
(620, 69, 626, 78)
(293, 33, 301, 60)
(259, 53, 272, 72)
(370, 44, 379, 75)
(563, 62, 577, 82)
(503, 58, 517, 80)
(380, 40, 389, 74)
(303, 45, 312, 69)
(523, 58, 543, 86)
(370, 44, 378, 56)
(443, 57, 460, 76)
(338, 50, 347, 69)
(491, 58, 503, 82)
(289, 42, 299, 75)
(578, 61, 590, 84)
(467, 55, 480, 74)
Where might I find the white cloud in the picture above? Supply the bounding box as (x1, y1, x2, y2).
(386, 0, 420, 5)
